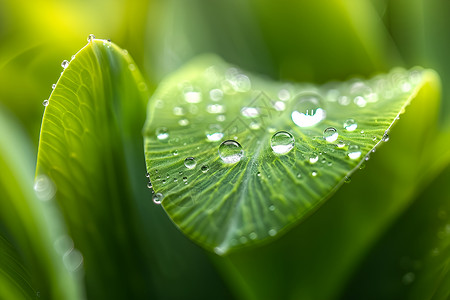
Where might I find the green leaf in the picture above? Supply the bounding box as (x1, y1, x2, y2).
(0, 105, 85, 299)
(35, 38, 153, 298)
(143, 54, 434, 255)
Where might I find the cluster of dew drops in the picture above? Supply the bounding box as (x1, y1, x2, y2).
(146, 65, 422, 205)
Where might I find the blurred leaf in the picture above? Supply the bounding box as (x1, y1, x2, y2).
(143, 54, 434, 255)
(0, 105, 85, 299)
(35, 39, 234, 300)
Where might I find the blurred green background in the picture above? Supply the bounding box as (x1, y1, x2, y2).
(1, 0, 450, 299)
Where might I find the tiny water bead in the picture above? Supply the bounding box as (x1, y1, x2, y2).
(291, 92, 326, 127)
(156, 127, 169, 140)
(87, 34, 96, 42)
(210, 88, 223, 101)
(343, 119, 357, 131)
(61, 60, 69, 69)
(172, 150, 178, 156)
(347, 145, 362, 159)
(270, 131, 295, 155)
(278, 89, 290, 101)
(309, 153, 319, 164)
(218, 140, 244, 164)
(241, 106, 259, 118)
(311, 170, 318, 177)
(382, 133, 390, 142)
(147, 182, 152, 189)
(184, 157, 197, 169)
(323, 127, 338, 143)
(336, 140, 346, 148)
(201, 165, 209, 173)
(153, 193, 163, 204)
(184, 90, 202, 103)
(182, 177, 188, 183)
(52, 84, 56, 89)
(206, 124, 224, 141)
(43, 100, 49, 107)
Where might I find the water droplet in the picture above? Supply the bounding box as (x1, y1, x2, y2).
(311, 171, 318, 177)
(34, 175, 56, 201)
(257, 172, 261, 177)
(63, 249, 83, 272)
(270, 131, 295, 154)
(210, 88, 223, 101)
(297, 173, 302, 178)
(343, 119, 357, 131)
(156, 127, 169, 140)
(344, 176, 351, 183)
(309, 153, 319, 164)
(372, 136, 377, 142)
(291, 93, 326, 127)
(184, 90, 202, 103)
(52, 84, 56, 89)
(249, 232, 257, 240)
(269, 205, 275, 211)
(206, 124, 224, 141)
(274, 101, 286, 111)
(216, 115, 226, 122)
(182, 177, 188, 182)
(207, 104, 225, 114)
(214, 247, 225, 255)
(178, 119, 189, 126)
(278, 89, 290, 101)
(128, 64, 136, 71)
(172, 150, 178, 156)
(268, 229, 277, 236)
(173, 106, 185, 116)
(201, 165, 209, 173)
(402, 272, 415, 285)
(354, 96, 367, 107)
(382, 133, 390, 142)
(230, 74, 251, 92)
(61, 60, 69, 69)
(184, 157, 197, 169)
(42, 99, 49, 107)
(249, 121, 260, 130)
(347, 145, 362, 159)
(323, 127, 338, 142)
(336, 140, 346, 148)
(87, 34, 96, 42)
(219, 140, 244, 164)
(153, 193, 163, 204)
(241, 107, 259, 118)
(147, 181, 153, 189)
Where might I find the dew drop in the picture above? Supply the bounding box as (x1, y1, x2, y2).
(172, 150, 178, 156)
(382, 133, 390, 142)
(249, 121, 260, 130)
(336, 140, 346, 148)
(278, 89, 291, 101)
(347, 145, 362, 159)
(156, 127, 169, 140)
(87, 34, 96, 42)
(323, 127, 338, 142)
(184, 90, 202, 103)
(241, 107, 259, 118)
(230, 74, 251, 92)
(257, 172, 261, 177)
(178, 119, 189, 126)
(182, 177, 188, 182)
(173, 106, 185, 116)
(34, 175, 56, 201)
(210, 88, 223, 101)
(206, 124, 224, 141)
(147, 182, 152, 189)
(61, 60, 69, 69)
(249, 232, 257, 240)
(63, 249, 83, 272)
(311, 170, 318, 177)
(128, 64, 136, 71)
(201, 165, 209, 173)
(43, 99, 49, 107)
(219, 140, 244, 164)
(52, 84, 56, 89)
(184, 157, 197, 169)
(343, 119, 357, 131)
(216, 115, 226, 122)
(268, 229, 277, 236)
(206, 104, 225, 114)
(344, 176, 351, 183)
(274, 101, 286, 111)
(309, 153, 319, 164)
(291, 93, 326, 127)
(270, 131, 295, 154)
(153, 193, 163, 204)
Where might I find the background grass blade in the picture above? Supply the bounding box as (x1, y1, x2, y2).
(143, 54, 437, 255)
(0, 105, 85, 299)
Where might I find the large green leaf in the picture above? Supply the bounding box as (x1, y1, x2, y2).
(143, 54, 435, 254)
(0, 105, 85, 299)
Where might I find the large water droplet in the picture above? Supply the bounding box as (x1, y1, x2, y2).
(347, 145, 362, 159)
(153, 193, 163, 204)
(291, 93, 326, 127)
(206, 124, 224, 142)
(61, 60, 69, 69)
(323, 127, 338, 142)
(156, 127, 169, 140)
(343, 119, 357, 131)
(270, 131, 295, 154)
(184, 157, 197, 169)
(219, 140, 244, 164)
